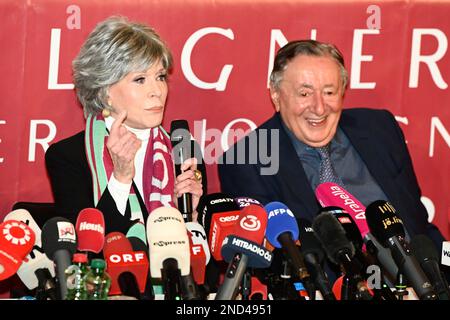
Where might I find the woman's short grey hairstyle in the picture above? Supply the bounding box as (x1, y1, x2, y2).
(270, 40, 348, 93)
(73, 16, 173, 117)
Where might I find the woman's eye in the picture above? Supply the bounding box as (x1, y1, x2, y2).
(157, 73, 167, 81)
(134, 77, 145, 84)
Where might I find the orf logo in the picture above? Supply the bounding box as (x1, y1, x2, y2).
(240, 215, 261, 232)
(3, 221, 33, 245)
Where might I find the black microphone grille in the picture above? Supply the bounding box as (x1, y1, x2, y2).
(312, 212, 355, 265)
(41, 217, 77, 259)
(366, 200, 405, 245)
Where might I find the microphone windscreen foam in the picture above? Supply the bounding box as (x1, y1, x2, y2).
(365, 200, 405, 245)
(324, 207, 364, 251)
(103, 232, 132, 257)
(233, 204, 268, 245)
(297, 218, 325, 263)
(4, 209, 56, 289)
(312, 212, 355, 265)
(197, 193, 240, 234)
(264, 201, 299, 248)
(147, 207, 190, 277)
(4, 209, 42, 246)
(75, 208, 105, 253)
(41, 217, 77, 260)
(0, 220, 35, 281)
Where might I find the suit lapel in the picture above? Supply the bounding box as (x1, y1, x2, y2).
(340, 111, 400, 206)
(272, 114, 319, 221)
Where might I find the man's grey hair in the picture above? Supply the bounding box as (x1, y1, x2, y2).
(72, 16, 173, 117)
(270, 40, 348, 93)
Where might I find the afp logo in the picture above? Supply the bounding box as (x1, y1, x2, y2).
(240, 215, 261, 232)
(2, 221, 33, 245)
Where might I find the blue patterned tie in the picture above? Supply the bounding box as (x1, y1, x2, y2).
(316, 144, 345, 186)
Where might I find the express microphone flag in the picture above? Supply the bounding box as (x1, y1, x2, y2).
(264, 201, 315, 298)
(104, 232, 149, 298)
(0, 220, 35, 281)
(147, 207, 191, 300)
(41, 217, 77, 300)
(170, 119, 193, 221)
(75, 208, 105, 253)
(4, 209, 56, 290)
(366, 200, 437, 300)
(315, 183, 399, 285)
(216, 204, 273, 300)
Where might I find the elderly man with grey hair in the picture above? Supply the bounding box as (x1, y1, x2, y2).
(219, 39, 447, 293)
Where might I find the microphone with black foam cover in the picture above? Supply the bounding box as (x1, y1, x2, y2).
(41, 217, 77, 300)
(264, 201, 315, 299)
(366, 200, 437, 300)
(197, 193, 241, 262)
(410, 234, 450, 300)
(216, 204, 273, 300)
(75, 208, 105, 254)
(312, 212, 373, 300)
(103, 232, 148, 299)
(4, 209, 56, 291)
(297, 218, 336, 300)
(315, 183, 398, 285)
(328, 207, 397, 300)
(147, 207, 190, 300)
(170, 119, 193, 222)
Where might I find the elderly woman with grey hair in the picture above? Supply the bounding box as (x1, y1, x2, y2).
(45, 16, 205, 234)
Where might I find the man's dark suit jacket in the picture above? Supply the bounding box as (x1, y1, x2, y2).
(45, 130, 207, 235)
(219, 108, 445, 252)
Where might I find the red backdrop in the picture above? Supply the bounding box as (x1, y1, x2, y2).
(0, 0, 449, 241)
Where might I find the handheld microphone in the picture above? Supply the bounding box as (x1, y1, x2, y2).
(411, 234, 450, 300)
(171, 119, 193, 222)
(216, 204, 273, 300)
(3, 209, 56, 290)
(41, 217, 77, 300)
(104, 232, 148, 299)
(75, 208, 105, 254)
(197, 193, 241, 261)
(297, 218, 336, 300)
(147, 207, 191, 300)
(264, 201, 315, 299)
(312, 212, 373, 300)
(366, 200, 437, 300)
(315, 183, 398, 284)
(0, 220, 35, 281)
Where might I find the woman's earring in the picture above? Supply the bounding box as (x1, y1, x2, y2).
(102, 108, 111, 118)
